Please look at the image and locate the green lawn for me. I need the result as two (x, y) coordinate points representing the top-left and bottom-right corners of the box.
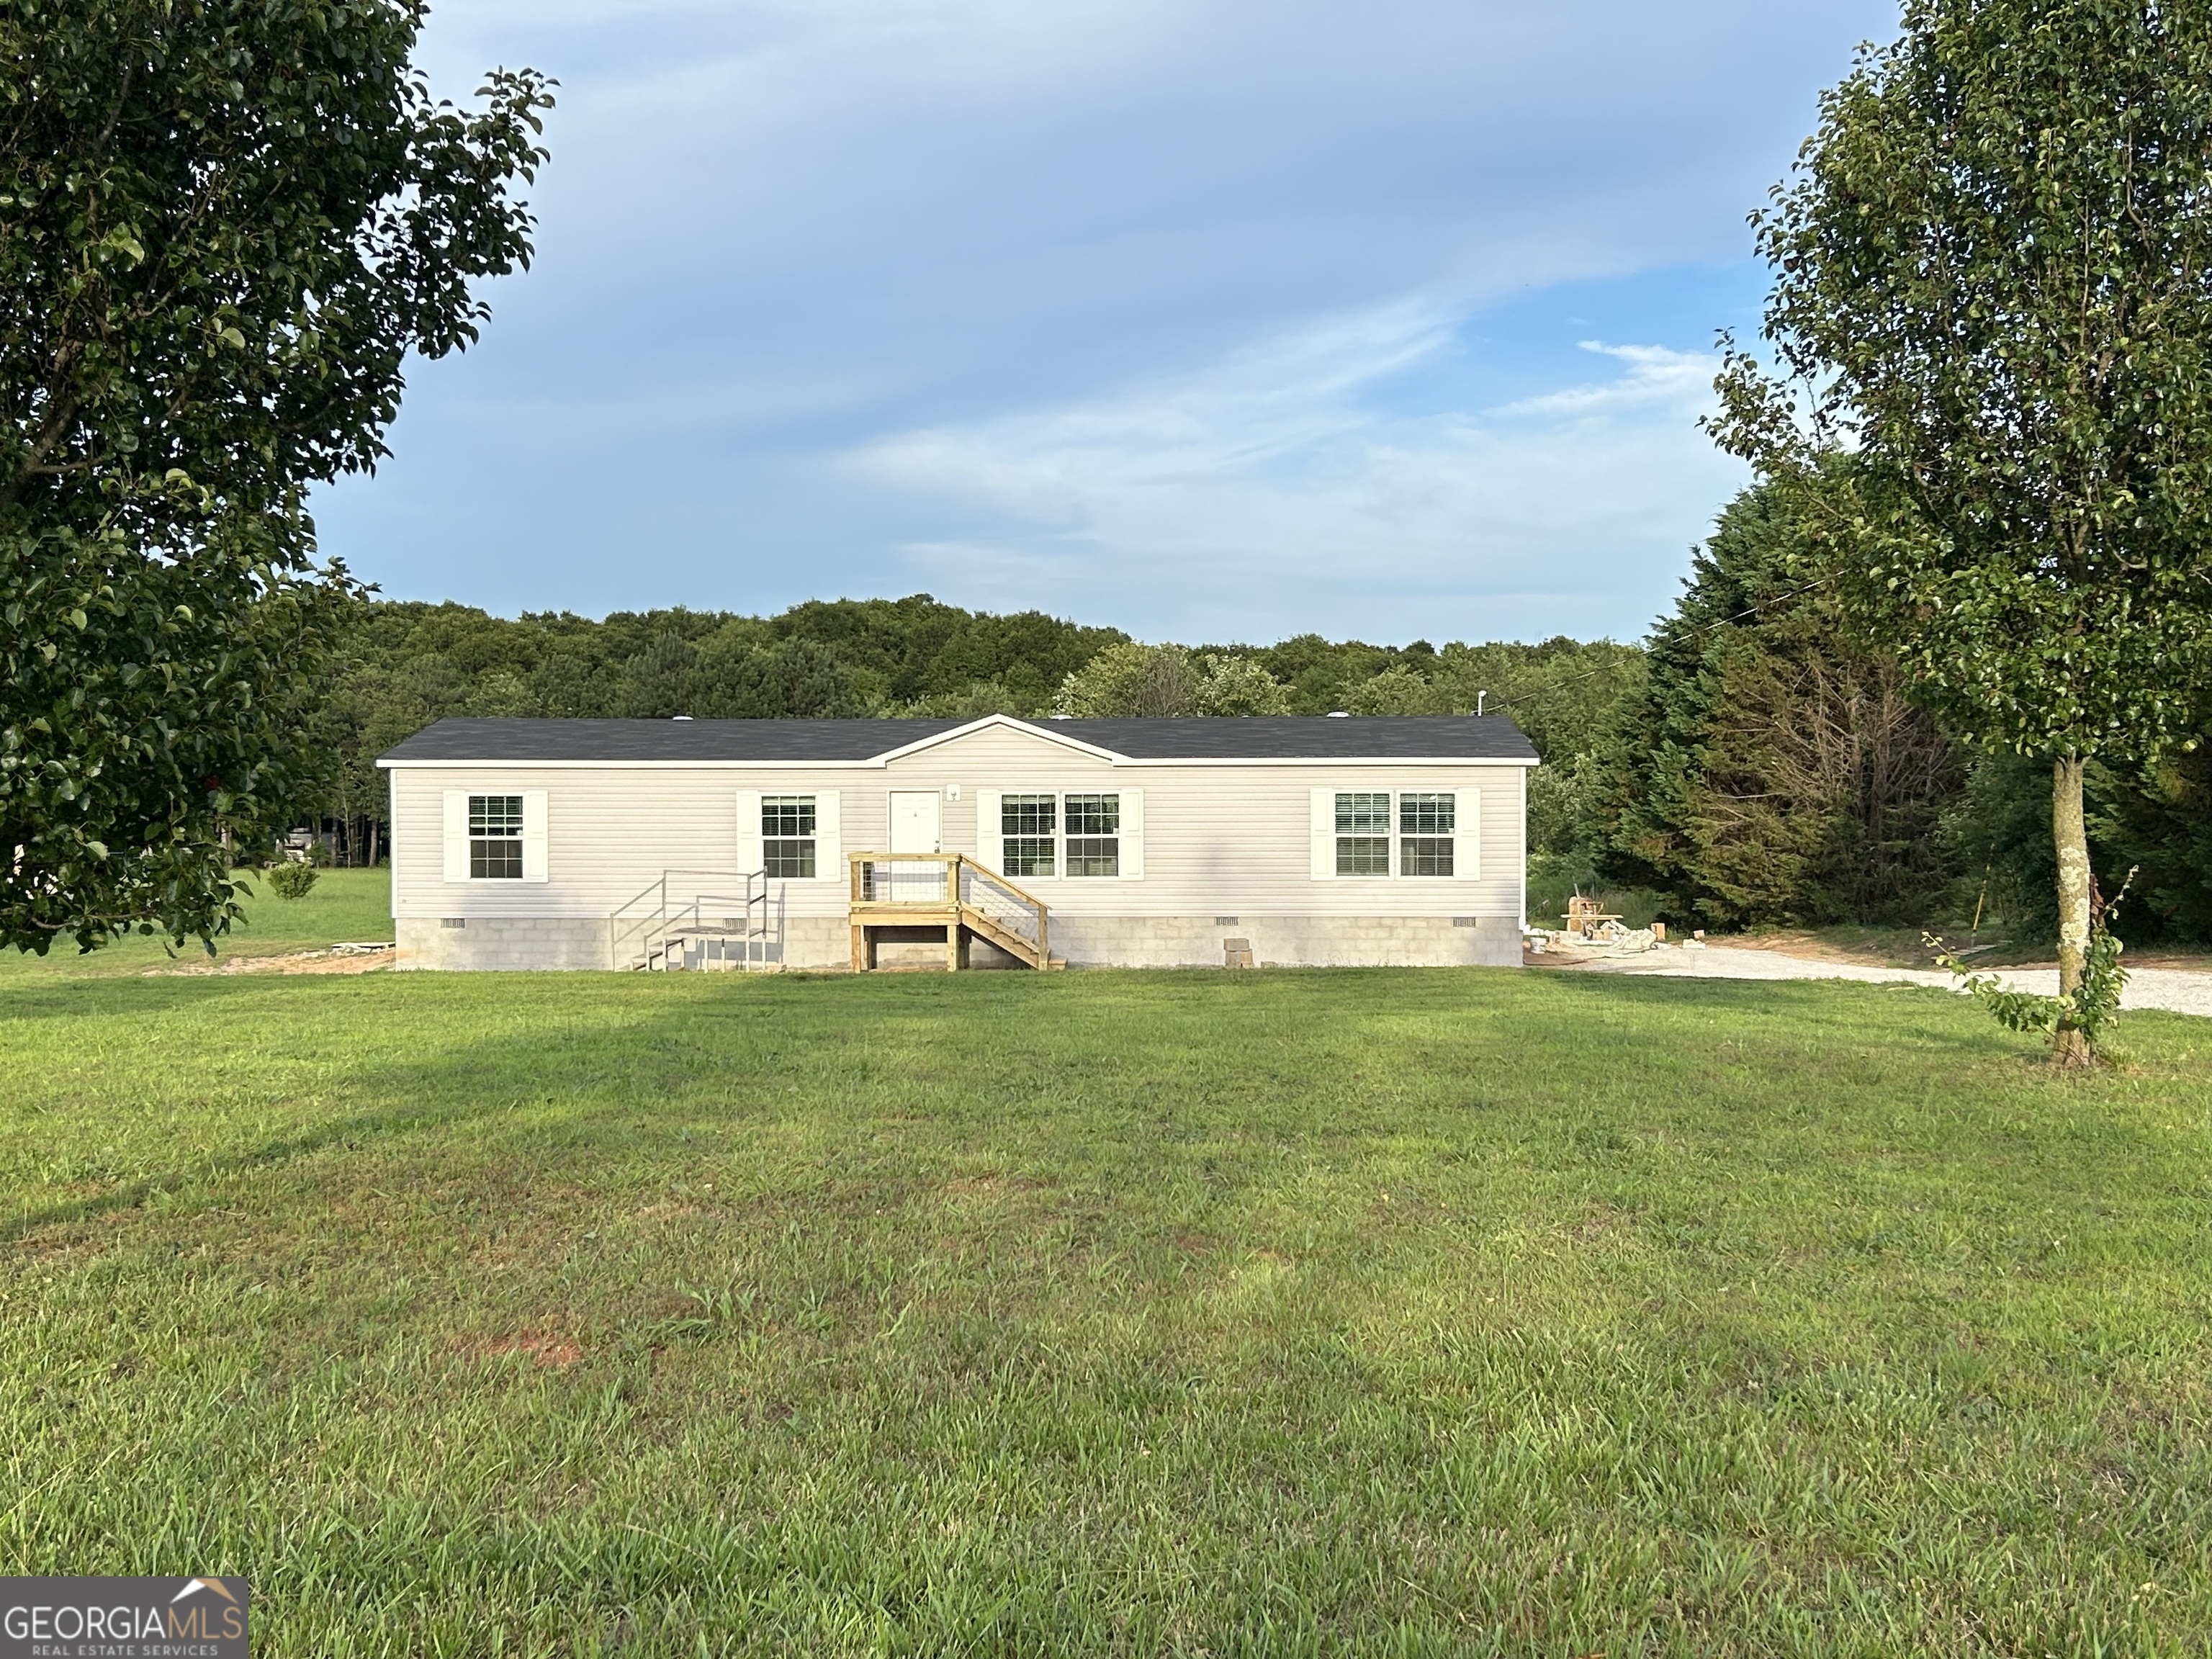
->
(1, 956), (2208, 1654)
(0, 866), (392, 982)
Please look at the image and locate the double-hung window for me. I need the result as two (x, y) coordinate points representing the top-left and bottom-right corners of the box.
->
(1001, 795), (1057, 878)
(992, 791), (1125, 878)
(1334, 793), (1391, 876)
(469, 795), (525, 880)
(762, 796), (817, 879)
(1398, 793), (1455, 877)
(1064, 795), (1120, 877)
(1316, 788), (1470, 881)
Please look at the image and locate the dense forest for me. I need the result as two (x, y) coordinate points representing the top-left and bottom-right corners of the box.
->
(301, 532), (2212, 945)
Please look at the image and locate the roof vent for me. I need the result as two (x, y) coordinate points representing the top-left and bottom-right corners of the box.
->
(671, 714), (694, 721)
(1326, 710), (1351, 718)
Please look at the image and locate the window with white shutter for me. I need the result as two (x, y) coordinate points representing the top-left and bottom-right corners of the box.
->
(520, 790), (549, 882)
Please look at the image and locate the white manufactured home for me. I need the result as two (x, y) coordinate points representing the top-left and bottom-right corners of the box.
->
(376, 714), (1537, 971)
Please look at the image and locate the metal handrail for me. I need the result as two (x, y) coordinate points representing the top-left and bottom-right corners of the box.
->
(609, 869), (772, 971)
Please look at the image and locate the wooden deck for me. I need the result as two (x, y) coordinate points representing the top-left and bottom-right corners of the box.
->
(848, 853), (1062, 971)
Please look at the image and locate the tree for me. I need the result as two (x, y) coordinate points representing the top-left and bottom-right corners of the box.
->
(2, 0), (551, 952)
(1600, 481), (1966, 928)
(1053, 643), (1204, 717)
(1712, 0), (2212, 1062)
(1195, 653), (1292, 716)
(1343, 664), (1449, 715)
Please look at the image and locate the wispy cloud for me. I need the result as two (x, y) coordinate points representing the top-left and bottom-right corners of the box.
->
(1493, 341), (1718, 421)
(314, 0), (1895, 638)
(852, 307), (1744, 641)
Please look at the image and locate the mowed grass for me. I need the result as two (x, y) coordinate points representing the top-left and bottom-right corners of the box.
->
(0, 866), (392, 981)
(1, 953), (2208, 1655)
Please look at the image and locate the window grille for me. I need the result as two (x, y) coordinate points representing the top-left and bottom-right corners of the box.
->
(1001, 794), (1056, 878)
(1334, 792), (1390, 876)
(469, 795), (524, 880)
(1398, 793), (1455, 877)
(762, 796), (817, 878)
(1065, 794), (1120, 877)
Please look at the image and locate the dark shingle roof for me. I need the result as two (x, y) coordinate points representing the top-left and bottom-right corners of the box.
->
(377, 715), (1538, 765)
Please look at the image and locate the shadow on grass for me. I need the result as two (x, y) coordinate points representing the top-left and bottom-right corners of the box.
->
(26, 956), (2180, 1267)
(6, 963), (2076, 1248)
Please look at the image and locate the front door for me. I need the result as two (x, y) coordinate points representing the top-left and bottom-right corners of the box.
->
(888, 791), (941, 854)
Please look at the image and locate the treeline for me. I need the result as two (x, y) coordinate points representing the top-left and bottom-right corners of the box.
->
(309, 593), (1640, 868)
(1586, 481), (2212, 945)
(303, 550), (2211, 947)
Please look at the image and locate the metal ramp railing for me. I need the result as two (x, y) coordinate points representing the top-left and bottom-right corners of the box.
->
(609, 870), (776, 971)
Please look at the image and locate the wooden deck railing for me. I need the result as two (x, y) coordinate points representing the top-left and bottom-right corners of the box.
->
(848, 852), (1051, 968)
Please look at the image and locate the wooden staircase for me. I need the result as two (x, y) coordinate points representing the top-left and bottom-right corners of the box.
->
(848, 853), (1064, 971)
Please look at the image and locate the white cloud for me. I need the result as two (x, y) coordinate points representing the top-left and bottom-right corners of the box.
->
(852, 308), (1745, 642)
(315, 0), (1892, 637)
(1493, 342), (1718, 421)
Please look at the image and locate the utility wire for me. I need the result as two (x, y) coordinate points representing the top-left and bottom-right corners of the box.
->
(1482, 569), (1843, 719)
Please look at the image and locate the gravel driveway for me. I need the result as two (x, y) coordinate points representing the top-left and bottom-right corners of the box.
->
(1548, 944), (2212, 1019)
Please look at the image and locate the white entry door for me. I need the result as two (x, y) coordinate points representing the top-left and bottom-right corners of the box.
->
(888, 791), (942, 854)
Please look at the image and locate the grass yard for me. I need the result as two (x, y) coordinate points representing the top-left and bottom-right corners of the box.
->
(0, 866), (392, 982)
(2, 940), (2209, 1653)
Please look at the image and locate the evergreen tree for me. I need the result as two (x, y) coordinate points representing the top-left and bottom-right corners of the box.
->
(1601, 482), (1966, 928)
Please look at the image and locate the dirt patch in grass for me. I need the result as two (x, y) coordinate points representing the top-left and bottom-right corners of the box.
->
(143, 946), (394, 977)
(462, 1334), (585, 1370)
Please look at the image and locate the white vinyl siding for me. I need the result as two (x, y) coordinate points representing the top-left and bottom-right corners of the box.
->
(442, 790), (469, 883)
(388, 724), (1523, 924)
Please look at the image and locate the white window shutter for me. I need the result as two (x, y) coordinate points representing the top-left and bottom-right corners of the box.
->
(1456, 788), (1480, 882)
(521, 790), (549, 882)
(734, 790), (763, 874)
(975, 788), (1002, 873)
(1309, 788), (1336, 881)
(443, 791), (469, 883)
(1118, 788), (1143, 879)
(814, 790), (841, 881)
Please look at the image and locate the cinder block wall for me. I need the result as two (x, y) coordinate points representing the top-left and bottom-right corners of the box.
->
(395, 917), (613, 971)
(397, 914), (1520, 971)
(1046, 914), (1521, 968)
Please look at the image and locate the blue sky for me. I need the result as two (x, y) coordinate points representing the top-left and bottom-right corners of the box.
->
(312, 0), (1899, 645)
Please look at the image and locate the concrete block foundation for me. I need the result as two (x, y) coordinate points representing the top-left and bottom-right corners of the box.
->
(398, 912), (1519, 971)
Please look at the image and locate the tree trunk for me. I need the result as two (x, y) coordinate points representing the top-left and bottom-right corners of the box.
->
(2051, 755), (2092, 1067)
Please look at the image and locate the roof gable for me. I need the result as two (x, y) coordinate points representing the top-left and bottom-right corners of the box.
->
(871, 713), (1128, 765)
